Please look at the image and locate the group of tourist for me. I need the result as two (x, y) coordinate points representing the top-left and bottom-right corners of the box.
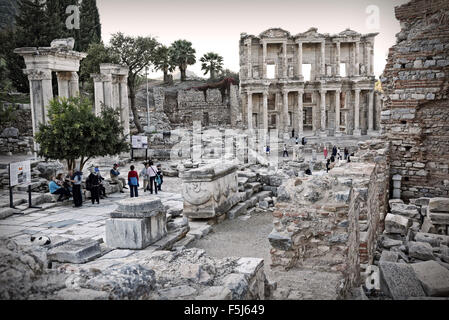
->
(324, 145), (351, 173)
(48, 161), (164, 206)
(48, 168), (83, 207)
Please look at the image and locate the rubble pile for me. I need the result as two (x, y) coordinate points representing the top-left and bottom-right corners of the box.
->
(363, 197), (449, 299)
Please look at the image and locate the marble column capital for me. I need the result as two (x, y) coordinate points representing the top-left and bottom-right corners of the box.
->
(25, 69), (52, 80)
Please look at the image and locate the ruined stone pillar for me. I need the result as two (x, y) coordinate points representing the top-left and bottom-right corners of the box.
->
(298, 90), (304, 135)
(247, 91), (253, 130)
(320, 89), (327, 136)
(355, 41), (360, 76)
(119, 76), (130, 137)
(262, 90), (268, 132)
(363, 42), (369, 76)
(320, 41), (326, 76)
(353, 88), (361, 136)
(335, 89), (341, 136)
(262, 42), (267, 79)
(283, 42), (287, 78)
(335, 41), (341, 76)
(25, 69), (53, 139)
(368, 90), (374, 133)
(297, 41), (303, 78)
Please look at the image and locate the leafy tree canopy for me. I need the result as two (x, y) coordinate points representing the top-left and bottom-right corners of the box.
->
(200, 52), (224, 80)
(34, 96), (129, 171)
(170, 39), (196, 81)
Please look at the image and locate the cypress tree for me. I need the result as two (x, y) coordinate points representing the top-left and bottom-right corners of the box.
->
(78, 0), (101, 52)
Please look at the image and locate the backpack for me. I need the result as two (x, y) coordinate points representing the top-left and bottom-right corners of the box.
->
(150, 166), (162, 185)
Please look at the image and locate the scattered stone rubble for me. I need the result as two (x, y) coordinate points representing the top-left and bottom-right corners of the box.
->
(0, 237), (273, 300)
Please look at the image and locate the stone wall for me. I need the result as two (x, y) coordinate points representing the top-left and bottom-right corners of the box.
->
(0, 103), (33, 155)
(154, 85), (240, 128)
(380, 0), (449, 200)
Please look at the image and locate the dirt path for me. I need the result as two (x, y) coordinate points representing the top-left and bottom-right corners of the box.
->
(187, 209), (342, 300)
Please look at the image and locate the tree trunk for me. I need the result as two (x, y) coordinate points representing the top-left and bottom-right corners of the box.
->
(210, 69), (215, 80)
(180, 66), (186, 82)
(128, 79), (144, 133)
(163, 70), (169, 83)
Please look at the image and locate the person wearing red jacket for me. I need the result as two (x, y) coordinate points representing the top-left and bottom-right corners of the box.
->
(128, 165), (139, 197)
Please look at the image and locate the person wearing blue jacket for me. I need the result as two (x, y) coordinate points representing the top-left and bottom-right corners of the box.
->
(49, 176), (70, 201)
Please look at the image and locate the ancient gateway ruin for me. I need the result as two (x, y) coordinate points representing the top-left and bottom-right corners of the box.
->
(239, 28), (381, 137)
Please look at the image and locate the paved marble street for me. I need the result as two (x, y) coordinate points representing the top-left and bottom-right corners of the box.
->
(0, 190), (183, 245)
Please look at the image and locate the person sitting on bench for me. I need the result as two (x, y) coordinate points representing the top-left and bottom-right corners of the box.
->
(49, 176), (70, 201)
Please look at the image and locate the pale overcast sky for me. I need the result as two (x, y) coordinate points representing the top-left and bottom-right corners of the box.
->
(97, 0), (409, 78)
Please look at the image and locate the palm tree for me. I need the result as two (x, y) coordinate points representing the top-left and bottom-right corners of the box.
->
(200, 52), (224, 80)
(153, 44), (175, 83)
(170, 40), (196, 81)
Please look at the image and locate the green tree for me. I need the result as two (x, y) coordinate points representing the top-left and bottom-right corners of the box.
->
(200, 52), (223, 80)
(35, 96), (129, 171)
(153, 44), (175, 83)
(109, 32), (159, 133)
(78, 0), (101, 52)
(79, 42), (119, 93)
(170, 39), (196, 82)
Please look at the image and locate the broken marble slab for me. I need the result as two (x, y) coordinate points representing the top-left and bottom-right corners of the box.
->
(47, 238), (102, 264)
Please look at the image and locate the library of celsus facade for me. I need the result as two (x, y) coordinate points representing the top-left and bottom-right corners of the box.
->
(239, 28), (381, 138)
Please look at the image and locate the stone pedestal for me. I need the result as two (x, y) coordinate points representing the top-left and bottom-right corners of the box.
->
(180, 162), (239, 219)
(105, 197), (167, 249)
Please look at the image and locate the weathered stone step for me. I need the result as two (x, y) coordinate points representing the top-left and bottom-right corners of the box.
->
(247, 182), (262, 193)
(188, 221), (212, 239)
(237, 171), (258, 183)
(227, 202), (249, 220)
(47, 238), (102, 264)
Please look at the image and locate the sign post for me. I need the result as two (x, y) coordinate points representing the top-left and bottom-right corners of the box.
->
(131, 135), (149, 162)
(8, 160), (32, 209)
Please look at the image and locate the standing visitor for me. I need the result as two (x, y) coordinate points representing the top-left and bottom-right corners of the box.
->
(95, 166), (107, 198)
(156, 164), (163, 191)
(332, 145), (337, 157)
(110, 163), (127, 193)
(295, 136), (299, 145)
(128, 165), (139, 197)
(86, 167), (101, 204)
(147, 160), (158, 195)
(283, 144), (289, 157)
(326, 159), (330, 173)
(323, 146), (328, 159)
(266, 145), (270, 156)
(344, 147), (349, 160)
(140, 162), (150, 192)
(71, 166), (83, 207)
(292, 129), (295, 138)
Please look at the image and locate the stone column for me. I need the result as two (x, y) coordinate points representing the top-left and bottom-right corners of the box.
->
(283, 42), (287, 78)
(312, 92), (318, 134)
(368, 90), (374, 134)
(355, 41), (360, 76)
(68, 72), (79, 97)
(92, 74), (105, 116)
(369, 45), (374, 76)
(247, 91), (253, 130)
(119, 76), (130, 137)
(25, 69), (53, 150)
(298, 90), (304, 135)
(297, 41), (303, 79)
(320, 41), (325, 76)
(247, 40), (252, 79)
(353, 88), (361, 136)
(262, 91), (268, 132)
(345, 90), (351, 134)
(112, 76), (120, 111)
(320, 89), (327, 136)
(103, 74), (113, 108)
(351, 43), (356, 76)
(335, 89), (341, 136)
(56, 71), (70, 98)
(282, 89), (289, 135)
(335, 41), (341, 76)
(262, 42), (267, 79)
